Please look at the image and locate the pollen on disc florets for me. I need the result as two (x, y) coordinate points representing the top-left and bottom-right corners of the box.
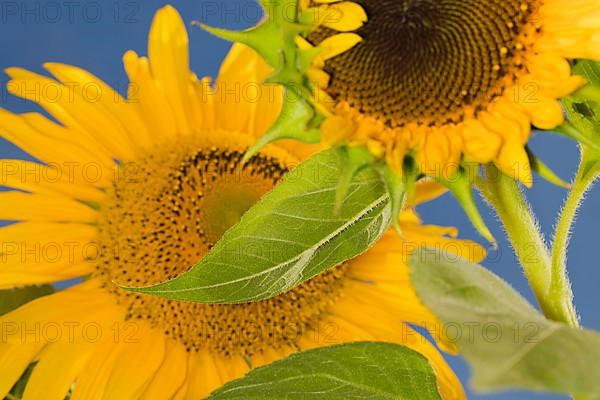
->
(94, 135), (349, 357)
(308, 0), (541, 127)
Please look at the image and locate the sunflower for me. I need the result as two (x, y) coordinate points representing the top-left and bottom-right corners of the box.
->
(280, 0), (600, 186)
(0, 5), (483, 400)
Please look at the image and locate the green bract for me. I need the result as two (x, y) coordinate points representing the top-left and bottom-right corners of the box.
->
(199, 0), (324, 162)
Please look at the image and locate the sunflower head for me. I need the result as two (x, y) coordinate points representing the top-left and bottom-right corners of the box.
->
(200, 0), (600, 241)
(0, 5), (487, 399)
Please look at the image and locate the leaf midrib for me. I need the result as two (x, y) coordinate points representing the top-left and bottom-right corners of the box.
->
(144, 193), (389, 295)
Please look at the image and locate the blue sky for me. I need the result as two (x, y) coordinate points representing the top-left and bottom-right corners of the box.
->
(1, 1), (598, 399)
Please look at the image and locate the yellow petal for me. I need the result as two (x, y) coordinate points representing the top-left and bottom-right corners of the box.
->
(308, 2), (367, 32)
(495, 142), (534, 188)
(184, 352), (223, 400)
(43, 63), (153, 151)
(102, 324), (165, 399)
(70, 338), (120, 400)
(0, 110), (115, 181)
(461, 118), (502, 163)
(5, 68), (135, 161)
(0, 268), (90, 289)
(148, 5), (194, 135)
(0, 343), (44, 398)
(403, 223), (487, 263)
(0, 222), (96, 287)
(414, 180), (448, 205)
(328, 314), (378, 342)
(418, 127), (461, 178)
(0, 159), (105, 202)
(321, 115), (356, 146)
(141, 339), (187, 400)
(123, 51), (178, 140)
(318, 33), (362, 60)
(524, 97), (565, 130)
(215, 44), (264, 136)
(23, 339), (95, 400)
(216, 355), (250, 384)
(0, 282), (118, 333)
(0, 192), (97, 223)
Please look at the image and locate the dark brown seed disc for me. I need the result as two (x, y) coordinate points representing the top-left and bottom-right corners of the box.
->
(309, 0), (537, 127)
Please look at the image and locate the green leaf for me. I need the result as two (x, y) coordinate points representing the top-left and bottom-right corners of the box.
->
(333, 146), (375, 214)
(206, 342), (442, 400)
(439, 167), (495, 244)
(409, 249), (600, 396)
(561, 59), (600, 194)
(563, 60), (600, 159)
(121, 149), (391, 303)
(0, 285), (54, 315)
(574, 60), (600, 89)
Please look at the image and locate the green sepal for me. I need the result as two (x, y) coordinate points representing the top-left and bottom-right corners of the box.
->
(200, 0), (325, 162)
(297, 7), (320, 26)
(242, 95), (321, 164)
(555, 121), (600, 154)
(439, 167), (495, 244)
(333, 146), (375, 214)
(297, 46), (324, 75)
(378, 164), (406, 235)
(402, 155), (420, 206)
(198, 23), (280, 67)
(526, 147), (571, 189)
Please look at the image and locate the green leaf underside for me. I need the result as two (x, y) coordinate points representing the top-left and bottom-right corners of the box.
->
(0, 285), (54, 315)
(121, 149), (391, 303)
(409, 250), (600, 396)
(206, 342), (442, 400)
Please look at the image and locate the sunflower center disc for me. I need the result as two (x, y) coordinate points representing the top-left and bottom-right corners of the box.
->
(310, 0), (538, 126)
(94, 140), (348, 356)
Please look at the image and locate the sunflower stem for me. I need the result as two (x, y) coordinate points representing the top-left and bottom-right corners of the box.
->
(478, 164), (576, 325)
(550, 148), (600, 328)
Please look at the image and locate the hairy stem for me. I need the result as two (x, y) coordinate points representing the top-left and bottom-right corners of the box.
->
(550, 150), (600, 328)
(478, 164), (577, 325)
